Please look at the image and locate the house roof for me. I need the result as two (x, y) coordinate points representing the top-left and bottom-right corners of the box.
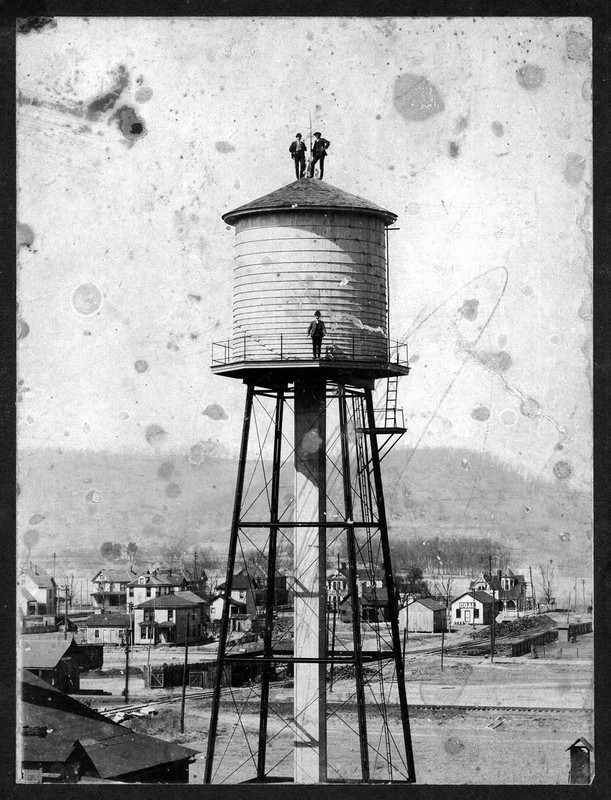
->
(84, 613), (131, 628)
(453, 590), (495, 605)
(408, 597), (447, 612)
(91, 568), (137, 583)
(127, 571), (188, 588)
(21, 638), (79, 669)
(218, 574), (257, 591)
(211, 594), (247, 609)
(566, 737), (593, 752)
(20, 568), (56, 589)
(223, 179), (397, 226)
(20, 587), (38, 603)
(136, 592), (205, 609)
(21, 670), (197, 775)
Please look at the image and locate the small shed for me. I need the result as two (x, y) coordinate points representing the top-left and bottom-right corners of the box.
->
(566, 737), (593, 784)
(21, 638), (83, 693)
(399, 598), (447, 633)
(83, 612), (131, 646)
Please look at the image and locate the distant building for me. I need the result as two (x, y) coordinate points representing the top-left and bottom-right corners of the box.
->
(399, 598), (447, 633)
(470, 569), (530, 615)
(235, 561), (289, 607)
(126, 569), (190, 607)
(20, 670), (197, 783)
(133, 591), (208, 646)
(450, 590), (497, 627)
(18, 567), (58, 631)
(83, 612), (131, 646)
(90, 568), (137, 612)
(209, 595), (253, 634)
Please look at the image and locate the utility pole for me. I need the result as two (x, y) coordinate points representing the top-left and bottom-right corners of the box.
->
(194, 550), (198, 585)
(529, 565), (536, 613)
(52, 552), (56, 583)
(63, 583), (69, 640)
(582, 579), (586, 612)
(489, 555), (495, 663)
(124, 628), (130, 704)
(574, 577), (578, 612)
(180, 611), (190, 733)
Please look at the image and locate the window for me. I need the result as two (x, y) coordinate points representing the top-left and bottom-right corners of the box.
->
(144, 609), (154, 623)
(94, 629), (100, 638)
(146, 587), (151, 597)
(455, 608), (461, 618)
(168, 610), (174, 622)
(474, 608), (480, 619)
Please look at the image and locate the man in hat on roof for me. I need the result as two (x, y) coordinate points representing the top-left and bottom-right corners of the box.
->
(307, 310), (327, 358)
(309, 131), (330, 179)
(289, 133), (307, 179)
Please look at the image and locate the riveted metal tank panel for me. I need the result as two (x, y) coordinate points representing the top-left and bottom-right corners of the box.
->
(231, 211), (388, 362)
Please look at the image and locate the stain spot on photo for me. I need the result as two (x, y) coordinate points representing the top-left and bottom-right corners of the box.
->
(28, 514), (45, 525)
(72, 283), (102, 315)
(165, 483), (182, 498)
(458, 298), (479, 320)
(553, 460), (572, 479)
(563, 152), (586, 185)
(87, 65), (129, 119)
(202, 403), (229, 421)
(18, 318), (30, 340)
(516, 64), (545, 90)
(448, 141), (460, 158)
(520, 397), (540, 418)
(491, 121), (504, 137)
(113, 105), (147, 140)
(134, 359), (149, 373)
(215, 141), (235, 153)
(145, 424), (167, 446)
(393, 73), (444, 121)
(471, 406), (490, 422)
(158, 461), (174, 479)
(135, 86), (154, 103)
(565, 30), (591, 62)
(17, 17), (57, 34)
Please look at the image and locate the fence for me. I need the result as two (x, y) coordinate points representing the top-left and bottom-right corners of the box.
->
(510, 629), (558, 657)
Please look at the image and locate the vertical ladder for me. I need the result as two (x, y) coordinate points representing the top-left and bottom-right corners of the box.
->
(385, 377), (399, 427)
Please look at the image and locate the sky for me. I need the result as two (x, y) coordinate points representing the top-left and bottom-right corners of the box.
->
(16, 16), (592, 493)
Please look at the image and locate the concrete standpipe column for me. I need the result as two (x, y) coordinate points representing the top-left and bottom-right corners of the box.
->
(293, 378), (327, 783)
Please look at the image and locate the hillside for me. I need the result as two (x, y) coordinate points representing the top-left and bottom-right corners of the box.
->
(17, 445), (591, 580)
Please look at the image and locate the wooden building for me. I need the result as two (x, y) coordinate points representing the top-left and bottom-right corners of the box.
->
(399, 597), (447, 633)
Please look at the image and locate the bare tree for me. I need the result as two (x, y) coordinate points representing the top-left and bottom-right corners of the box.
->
(22, 528), (40, 562)
(537, 561), (557, 605)
(432, 576), (455, 607)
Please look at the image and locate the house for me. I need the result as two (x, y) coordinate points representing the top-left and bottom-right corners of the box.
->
(133, 591), (208, 646)
(19, 567), (58, 631)
(336, 585), (389, 624)
(450, 590), (497, 627)
(216, 574), (258, 615)
(470, 569), (530, 615)
(235, 561), (289, 607)
(326, 563), (350, 612)
(20, 670), (197, 783)
(90, 568), (137, 611)
(399, 598), (447, 633)
(83, 612), (131, 646)
(209, 595), (253, 634)
(21, 638), (89, 693)
(126, 569), (189, 607)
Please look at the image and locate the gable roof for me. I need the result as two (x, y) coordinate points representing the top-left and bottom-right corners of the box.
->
(223, 179), (397, 226)
(91, 568), (137, 583)
(218, 574), (256, 591)
(408, 597), (447, 612)
(21, 638), (79, 669)
(136, 592), (205, 609)
(20, 568), (56, 589)
(453, 590), (495, 605)
(84, 612), (131, 628)
(21, 670), (197, 775)
(127, 571), (188, 588)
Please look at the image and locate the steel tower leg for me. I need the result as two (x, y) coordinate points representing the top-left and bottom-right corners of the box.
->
(293, 378), (327, 783)
(204, 384), (255, 784)
(364, 388), (416, 783)
(338, 386), (370, 782)
(257, 389), (284, 779)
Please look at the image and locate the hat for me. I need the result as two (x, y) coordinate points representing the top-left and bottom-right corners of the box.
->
(296, 133), (302, 138)
(314, 131), (321, 137)
(314, 310), (321, 317)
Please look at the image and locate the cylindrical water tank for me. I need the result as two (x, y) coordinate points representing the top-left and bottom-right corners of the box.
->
(223, 181), (397, 364)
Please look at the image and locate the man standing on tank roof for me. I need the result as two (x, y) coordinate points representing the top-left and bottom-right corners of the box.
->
(289, 133), (307, 179)
(309, 132), (330, 179)
(307, 310), (327, 358)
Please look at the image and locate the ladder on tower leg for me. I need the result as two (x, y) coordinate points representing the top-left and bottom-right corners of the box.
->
(356, 377), (407, 462)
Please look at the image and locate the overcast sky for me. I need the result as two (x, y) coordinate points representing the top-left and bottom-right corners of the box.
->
(17, 16), (591, 492)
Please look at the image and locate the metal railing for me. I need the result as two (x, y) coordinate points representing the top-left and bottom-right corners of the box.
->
(212, 332), (409, 368)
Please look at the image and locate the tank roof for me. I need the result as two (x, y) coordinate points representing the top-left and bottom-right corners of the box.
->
(223, 179), (397, 225)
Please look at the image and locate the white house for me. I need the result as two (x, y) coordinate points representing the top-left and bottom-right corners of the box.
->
(126, 569), (189, 607)
(133, 591), (207, 645)
(450, 590), (496, 627)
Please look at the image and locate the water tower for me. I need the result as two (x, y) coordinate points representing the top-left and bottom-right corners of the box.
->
(204, 178), (415, 784)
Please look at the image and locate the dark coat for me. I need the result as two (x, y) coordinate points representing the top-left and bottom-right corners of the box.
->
(289, 140), (307, 158)
(312, 137), (330, 157)
(308, 319), (327, 338)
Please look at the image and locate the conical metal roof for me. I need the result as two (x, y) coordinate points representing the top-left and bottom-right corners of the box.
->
(223, 179), (397, 225)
